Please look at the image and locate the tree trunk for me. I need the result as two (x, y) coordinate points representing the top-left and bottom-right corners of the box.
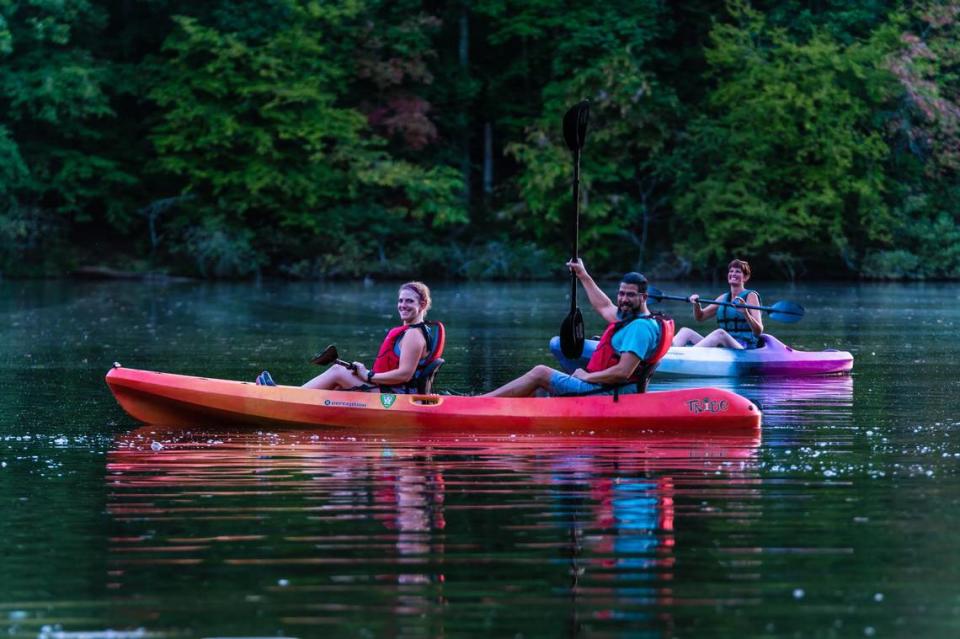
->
(459, 3), (471, 206)
(483, 122), (493, 195)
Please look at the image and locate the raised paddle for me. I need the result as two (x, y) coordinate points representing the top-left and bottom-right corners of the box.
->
(647, 286), (805, 324)
(310, 344), (356, 370)
(559, 100), (590, 359)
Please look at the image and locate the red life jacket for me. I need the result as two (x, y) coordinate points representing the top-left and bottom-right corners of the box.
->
(372, 321), (446, 381)
(585, 314), (675, 383)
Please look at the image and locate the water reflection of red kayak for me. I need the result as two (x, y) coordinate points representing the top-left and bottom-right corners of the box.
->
(105, 427), (761, 621)
(105, 366), (761, 433)
(110, 427), (761, 472)
(107, 427), (760, 535)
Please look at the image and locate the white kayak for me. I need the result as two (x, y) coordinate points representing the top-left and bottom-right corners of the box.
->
(550, 334), (854, 378)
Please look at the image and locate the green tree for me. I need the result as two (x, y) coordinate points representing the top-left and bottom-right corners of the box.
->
(756, 0), (895, 41)
(0, 0), (133, 213)
(670, 0), (900, 275)
(0, 10), (25, 199)
(0, 0), (135, 273)
(148, 0), (463, 276)
(489, 0), (679, 273)
(871, 1), (960, 278)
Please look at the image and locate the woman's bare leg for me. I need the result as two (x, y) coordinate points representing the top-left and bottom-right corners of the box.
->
(672, 327), (705, 347)
(302, 365), (368, 390)
(695, 329), (744, 349)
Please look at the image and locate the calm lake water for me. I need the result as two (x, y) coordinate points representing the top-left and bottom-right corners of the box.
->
(2, 279), (959, 638)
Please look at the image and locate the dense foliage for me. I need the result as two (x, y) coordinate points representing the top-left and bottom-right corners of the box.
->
(1, 0), (958, 279)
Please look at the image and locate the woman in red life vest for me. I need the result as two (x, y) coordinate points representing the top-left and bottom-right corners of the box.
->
(672, 258), (763, 349)
(256, 281), (443, 393)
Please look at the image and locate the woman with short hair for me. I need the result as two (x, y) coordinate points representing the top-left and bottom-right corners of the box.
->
(671, 259), (763, 350)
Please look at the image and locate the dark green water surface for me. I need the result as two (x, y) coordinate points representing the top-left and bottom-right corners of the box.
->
(1, 280), (959, 638)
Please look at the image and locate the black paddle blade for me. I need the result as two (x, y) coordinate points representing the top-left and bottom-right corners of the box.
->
(562, 101), (590, 152)
(310, 344), (339, 366)
(559, 307), (586, 359)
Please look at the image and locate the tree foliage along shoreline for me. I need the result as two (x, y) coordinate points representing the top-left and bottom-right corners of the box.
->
(1, 0), (959, 280)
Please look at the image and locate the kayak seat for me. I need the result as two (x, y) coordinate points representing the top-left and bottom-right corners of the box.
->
(758, 333), (787, 349)
(414, 357), (445, 394)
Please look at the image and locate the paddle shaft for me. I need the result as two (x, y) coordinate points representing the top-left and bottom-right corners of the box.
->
(558, 101), (589, 359)
(318, 356), (356, 370)
(650, 289), (801, 316)
(569, 147), (581, 309)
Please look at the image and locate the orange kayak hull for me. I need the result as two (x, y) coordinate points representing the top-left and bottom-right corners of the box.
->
(105, 366), (761, 434)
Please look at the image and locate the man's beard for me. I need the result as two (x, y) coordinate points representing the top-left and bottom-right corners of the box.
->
(619, 303), (640, 317)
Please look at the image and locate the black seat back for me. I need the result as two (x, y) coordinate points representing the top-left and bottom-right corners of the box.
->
(416, 358), (445, 394)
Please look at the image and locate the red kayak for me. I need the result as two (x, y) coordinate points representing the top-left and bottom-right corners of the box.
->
(105, 366), (761, 434)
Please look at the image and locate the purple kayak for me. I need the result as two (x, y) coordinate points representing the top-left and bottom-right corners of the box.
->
(550, 333), (854, 378)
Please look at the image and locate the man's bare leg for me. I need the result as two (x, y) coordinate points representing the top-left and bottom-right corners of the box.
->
(482, 365), (556, 397)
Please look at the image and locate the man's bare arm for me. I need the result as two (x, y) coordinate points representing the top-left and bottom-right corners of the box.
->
(567, 258), (618, 323)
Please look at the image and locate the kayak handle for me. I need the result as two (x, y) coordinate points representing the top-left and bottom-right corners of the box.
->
(409, 395), (443, 406)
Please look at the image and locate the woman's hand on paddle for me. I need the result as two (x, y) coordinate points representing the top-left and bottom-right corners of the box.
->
(732, 297), (748, 315)
(351, 362), (368, 379)
(689, 294), (706, 320)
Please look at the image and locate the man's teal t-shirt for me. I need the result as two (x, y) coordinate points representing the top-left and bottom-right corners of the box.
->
(611, 316), (661, 361)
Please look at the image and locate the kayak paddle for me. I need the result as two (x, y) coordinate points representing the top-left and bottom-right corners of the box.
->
(310, 344), (356, 370)
(558, 100), (590, 359)
(647, 286), (805, 324)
